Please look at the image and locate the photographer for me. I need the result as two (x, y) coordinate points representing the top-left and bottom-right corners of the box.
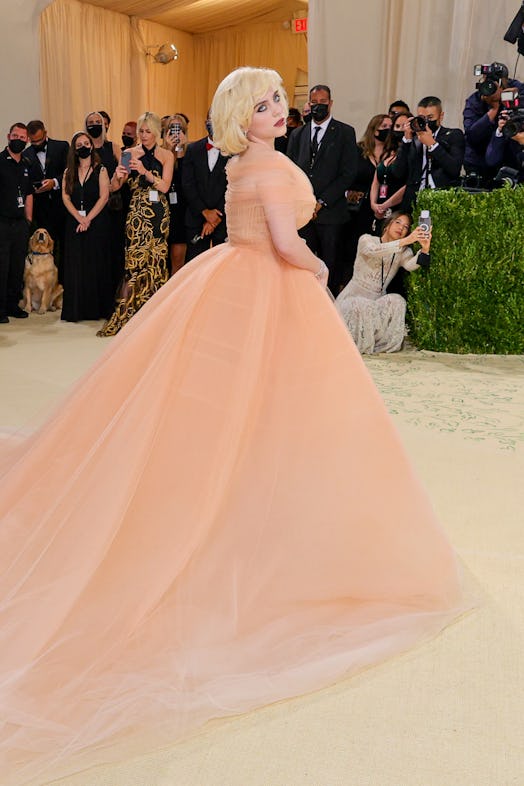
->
(388, 96), (465, 211)
(485, 107), (524, 182)
(463, 61), (524, 183)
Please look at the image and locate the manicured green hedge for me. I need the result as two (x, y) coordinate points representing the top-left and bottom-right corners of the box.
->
(407, 186), (524, 354)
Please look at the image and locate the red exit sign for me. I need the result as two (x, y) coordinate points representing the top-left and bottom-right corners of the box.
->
(292, 17), (308, 33)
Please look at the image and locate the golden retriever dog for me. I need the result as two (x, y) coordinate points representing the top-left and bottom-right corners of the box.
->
(22, 228), (63, 314)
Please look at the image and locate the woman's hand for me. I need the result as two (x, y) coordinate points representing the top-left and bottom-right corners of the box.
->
(498, 111), (509, 132)
(76, 216), (91, 233)
(372, 203), (387, 219)
(114, 164), (129, 180)
(313, 259), (329, 289)
(401, 226), (429, 247)
(317, 265), (329, 288)
(129, 155), (147, 176)
(419, 226), (432, 253)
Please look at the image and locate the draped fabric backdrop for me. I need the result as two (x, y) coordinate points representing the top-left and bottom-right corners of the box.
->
(39, 0), (308, 144)
(309, 0), (524, 137)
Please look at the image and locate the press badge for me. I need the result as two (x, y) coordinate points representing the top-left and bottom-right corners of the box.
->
(149, 190), (159, 202)
(17, 195), (24, 209)
(78, 210), (87, 217)
(379, 184), (388, 199)
(169, 191), (178, 205)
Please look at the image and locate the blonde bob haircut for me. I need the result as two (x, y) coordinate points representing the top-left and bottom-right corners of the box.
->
(211, 66), (288, 156)
(137, 111), (162, 145)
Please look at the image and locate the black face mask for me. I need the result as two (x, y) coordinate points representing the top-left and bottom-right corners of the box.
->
(375, 128), (390, 142)
(32, 141), (47, 153)
(76, 146), (92, 159)
(310, 103), (330, 122)
(122, 135), (135, 148)
(392, 130), (404, 142)
(427, 119), (439, 133)
(8, 139), (26, 154)
(86, 124), (103, 139)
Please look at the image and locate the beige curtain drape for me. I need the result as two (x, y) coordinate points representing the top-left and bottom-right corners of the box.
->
(309, 0), (524, 137)
(39, 0), (307, 145)
(40, 0), (195, 142)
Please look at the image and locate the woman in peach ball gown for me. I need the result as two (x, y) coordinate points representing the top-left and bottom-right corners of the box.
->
(0, 67), (466, 786)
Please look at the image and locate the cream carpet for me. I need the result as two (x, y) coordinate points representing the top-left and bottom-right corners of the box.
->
(1, 313), (523, 786)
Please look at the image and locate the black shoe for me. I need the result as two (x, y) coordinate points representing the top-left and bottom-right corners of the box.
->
(7, 306), (29, 319)
(0, 315), (9, 324)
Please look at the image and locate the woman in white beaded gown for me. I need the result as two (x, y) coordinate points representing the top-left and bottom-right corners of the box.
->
(336, 212), (430, 353)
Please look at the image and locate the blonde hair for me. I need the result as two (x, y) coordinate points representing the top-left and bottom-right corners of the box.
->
(137, 111), (162, 145)
(84, 111), (107, 143)
(211, 66), (288, 156)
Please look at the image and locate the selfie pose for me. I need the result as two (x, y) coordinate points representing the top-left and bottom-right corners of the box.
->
(0, 68), (464, 786)
(163, 113), (189, 274)
(336, 212), (430, 354)
(98, 111), (174, 336)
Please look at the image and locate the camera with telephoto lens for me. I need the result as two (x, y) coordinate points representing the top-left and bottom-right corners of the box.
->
(474, 62), (507, 97)
(502, 108), (524, 138)
(409, 115), (428, 133)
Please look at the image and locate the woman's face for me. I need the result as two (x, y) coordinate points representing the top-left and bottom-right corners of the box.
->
(377, 117), (392, 133)
(393, 115), (408, 133)
(75, 134), (92, 154)
(384, 215), (411, 241)
(247, 87), (286, 141)
(139, 123), (155, 147)
(86, 114), (103, 135)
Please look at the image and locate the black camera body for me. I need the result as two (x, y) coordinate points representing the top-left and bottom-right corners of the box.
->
(502, 109), (524, 138)
(474, 62), (507, 97)
(409, 115), (428, 133)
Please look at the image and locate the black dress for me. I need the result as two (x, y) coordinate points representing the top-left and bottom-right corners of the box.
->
(61, 165), (114, 322)
(97, 140), (125, 292)
(375, 158), (406, 211)
(167, 157), (187, 245)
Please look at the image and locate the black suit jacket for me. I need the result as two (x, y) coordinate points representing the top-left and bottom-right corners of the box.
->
(390, 126), (465, 209)
(181, 138), (228, 239)
(286, 118), (358, 224)
(24, 138), (69, 230)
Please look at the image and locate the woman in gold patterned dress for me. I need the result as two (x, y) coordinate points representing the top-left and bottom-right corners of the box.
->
(98, 112), (174, 336)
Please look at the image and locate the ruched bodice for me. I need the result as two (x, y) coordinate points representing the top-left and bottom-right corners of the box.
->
(0, 141), (464, 786)
(225, 149), (315, 249)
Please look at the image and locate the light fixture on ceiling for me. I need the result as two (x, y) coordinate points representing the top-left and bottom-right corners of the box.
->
(146, 43), (179, 65)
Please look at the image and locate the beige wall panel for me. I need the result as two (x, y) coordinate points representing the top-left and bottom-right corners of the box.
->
(0, 1), (53, 137)
(309, 0), (524, 137)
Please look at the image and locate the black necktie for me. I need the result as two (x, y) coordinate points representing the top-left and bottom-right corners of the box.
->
(311, 126), (320, 163)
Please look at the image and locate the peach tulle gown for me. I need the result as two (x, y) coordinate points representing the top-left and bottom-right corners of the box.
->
(0, 145), (465, 785)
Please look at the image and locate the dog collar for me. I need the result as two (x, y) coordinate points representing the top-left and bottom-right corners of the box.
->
(30, 250), (49, 255)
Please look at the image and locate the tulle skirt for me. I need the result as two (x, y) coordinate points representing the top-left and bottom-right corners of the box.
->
(0, 240), (465, 785)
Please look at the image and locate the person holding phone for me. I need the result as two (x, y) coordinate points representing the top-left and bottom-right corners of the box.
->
(98, 111), (174, 336)
(336, 211), (431, 353)
(163, 113), (189, 274)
